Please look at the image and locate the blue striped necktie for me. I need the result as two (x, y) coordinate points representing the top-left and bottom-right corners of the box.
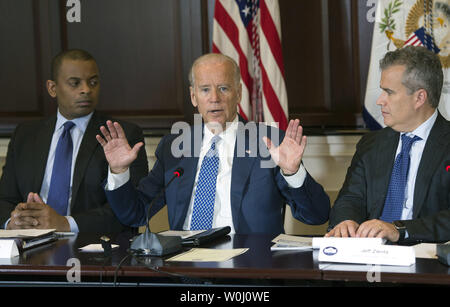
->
(190, 136), (221, 230)
(47, 121), (75, 216)
(380, 134), (421, 222)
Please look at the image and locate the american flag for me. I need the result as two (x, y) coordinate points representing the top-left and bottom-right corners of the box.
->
(403, 27), (441, 54)
(212, 0), (288, 130)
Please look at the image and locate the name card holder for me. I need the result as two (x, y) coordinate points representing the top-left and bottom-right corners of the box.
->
(0, 239), (20, 259)
(318, 240), (415, 266)
(312, 237), (385, 249)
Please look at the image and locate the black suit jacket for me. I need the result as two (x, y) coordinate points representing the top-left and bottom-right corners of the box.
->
(0, 111), (149, 233)
(329, 113), (450, 242)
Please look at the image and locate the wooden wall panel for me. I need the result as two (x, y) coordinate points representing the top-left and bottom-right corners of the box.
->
(279, 0), (326, 115)
(0, 0), (375, 135)
(279, 0), (365, 129)
(63, 0), (204, 129)
(0, 0), (43, 129)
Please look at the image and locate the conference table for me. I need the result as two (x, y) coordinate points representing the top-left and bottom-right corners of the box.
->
(0, 232), (448, 287)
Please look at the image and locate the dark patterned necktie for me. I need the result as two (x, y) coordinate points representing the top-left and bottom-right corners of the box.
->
(190, 136), (221, 230)
(47, 121), (75, 216)
(380, 134), (421, 222)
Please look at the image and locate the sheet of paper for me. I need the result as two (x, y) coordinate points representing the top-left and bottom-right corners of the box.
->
(158, 230), (204, 239)
(413, 243), (437, 259)
(0, 229), (55, 238)
(270, 234), (313, 250)
(166, 248), (248, 262)
(78, 244), (119, 253)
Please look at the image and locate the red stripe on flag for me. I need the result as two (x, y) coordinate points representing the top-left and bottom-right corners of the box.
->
(259, 0), (285, 77)
(214, 2), (253, 106)
(213, 0), (288, 128)
(260, 64), (287, 130)
(405, 35), (416, 45)
(237, 104), (249, 121)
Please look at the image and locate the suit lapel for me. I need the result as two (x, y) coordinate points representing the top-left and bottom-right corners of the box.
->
(173, 156), (198, 229)
(70, 112), (102, 209)
(230, 122), (256, 230)
(413, 114), (449, 217)
(371, 129), (399, 218)
(33, 117), (57, 192)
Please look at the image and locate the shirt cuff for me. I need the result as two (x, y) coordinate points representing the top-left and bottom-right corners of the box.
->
(5, 216), (80, 233)
(4, 218), (10, 229)
(65, 216), (79, 233)
(281, 164), (307, 188)
(106, 167), (130, 190)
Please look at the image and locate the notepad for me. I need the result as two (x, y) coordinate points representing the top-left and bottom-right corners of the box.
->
(270, 234), (313, 251)
(166, 248), (248, 262)
(158, 230), (204, 239)
(0, 229), (56, 238)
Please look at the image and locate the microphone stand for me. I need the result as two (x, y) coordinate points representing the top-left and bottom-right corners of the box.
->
(130, 169), (183, 256)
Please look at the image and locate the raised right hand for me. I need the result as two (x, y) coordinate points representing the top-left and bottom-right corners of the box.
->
(96, 120), (143, 174)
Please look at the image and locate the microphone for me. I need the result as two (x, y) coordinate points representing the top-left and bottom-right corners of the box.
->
(130, 167), (184, 256)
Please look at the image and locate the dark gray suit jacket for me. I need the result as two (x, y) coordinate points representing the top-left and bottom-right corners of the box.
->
(329, 113), (450, 243)
(0, 111), (149, 233)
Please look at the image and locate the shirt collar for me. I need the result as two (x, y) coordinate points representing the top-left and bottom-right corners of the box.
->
(56, 110), (93, 133)
(203, 116), (239, 148)
(403, 109), (437, 142)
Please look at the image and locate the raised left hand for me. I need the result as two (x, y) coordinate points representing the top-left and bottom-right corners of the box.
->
(263, 119), (307, 175)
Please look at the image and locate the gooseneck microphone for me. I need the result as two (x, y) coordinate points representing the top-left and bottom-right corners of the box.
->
(130, 167), (184, 256)
(143, 167), (184, 228)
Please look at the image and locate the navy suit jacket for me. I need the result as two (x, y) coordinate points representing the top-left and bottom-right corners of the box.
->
(106, 120), (330, 234)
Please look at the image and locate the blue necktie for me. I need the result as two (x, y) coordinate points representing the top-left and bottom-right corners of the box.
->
(190, 136), (221, 230)
(380, 134), (421, 222)
(47, 121), (75, 216)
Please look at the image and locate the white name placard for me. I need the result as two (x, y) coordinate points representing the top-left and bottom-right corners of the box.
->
(0, 239), (19, 259)
(318, 240), (415, 266)
(312, 237), (385, 249)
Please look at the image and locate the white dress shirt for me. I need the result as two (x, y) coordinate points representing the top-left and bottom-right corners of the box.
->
(397, 110), (437, 221)
(40, 110), (93, 232)
(107, 116), (308, 233)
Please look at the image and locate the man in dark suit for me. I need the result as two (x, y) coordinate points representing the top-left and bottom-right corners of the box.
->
(97, 53), (330, 234)
(327, 46), (449, 243)
(0, 49), (148, 233)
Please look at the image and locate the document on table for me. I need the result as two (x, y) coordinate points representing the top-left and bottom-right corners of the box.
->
(270, 234), (313, 251)
(79, 244), (119, 253)
(0, 229), (56, 238)
(166, 248), (248, 262)
(412, 241), (450, 259)
(413, 243), (437, 259)
(158, 230), (204, 239)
